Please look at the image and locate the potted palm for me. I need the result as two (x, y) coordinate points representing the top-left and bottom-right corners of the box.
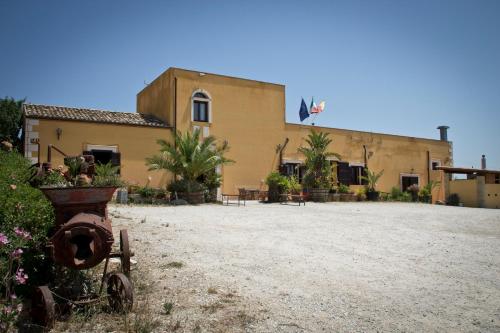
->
(146, 129), (233, 204)
(361, 168), (384, 201)
(418, 180), (440, 203)
(298, 130), (341, 202)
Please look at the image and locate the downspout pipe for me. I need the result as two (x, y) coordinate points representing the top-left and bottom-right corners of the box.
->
(427, 150), (431, 184)
(363, 145), (368, 169)
(278, 138), (289, 169)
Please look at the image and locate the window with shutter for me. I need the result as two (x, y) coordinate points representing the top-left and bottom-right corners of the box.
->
(337, 162), (352, 185)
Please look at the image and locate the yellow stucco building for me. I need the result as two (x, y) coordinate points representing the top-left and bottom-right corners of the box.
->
(24, 67), (454, 201)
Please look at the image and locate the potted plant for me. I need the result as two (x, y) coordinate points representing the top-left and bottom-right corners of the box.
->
(146, 129), (233, 204)
(361, 168), (384, 201)
(298, 130), (341, 202)
(337, 183), (352, 201)
(265, 171), (289, 202)
(288, 175), (301, 195)
(356, 187), (366, 201)
(199, 169), (221, 203)
(419, 180), (440, 203)
(407, 184), (419, 202)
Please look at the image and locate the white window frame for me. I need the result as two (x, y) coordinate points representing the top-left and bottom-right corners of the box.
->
(349, 162), (366, 185)
(191, 89), (212, 123)
(430, 159), (441, 170)
(400, 173), (420, 191)
(86, 144), (118, 153)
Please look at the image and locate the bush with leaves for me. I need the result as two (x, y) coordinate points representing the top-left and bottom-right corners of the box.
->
(390, 187), (403, 201)
(337, 183), (351, 194)
(419, 180), (440, 203)
(288, 175), (301, 194)
(0, 150), (54, 331)
(93, 162), (124, 187)
(265, 171), (289, 202)
(167, 179), (207, 195)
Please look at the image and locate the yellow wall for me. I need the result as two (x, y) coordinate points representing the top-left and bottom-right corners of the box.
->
(485, 184), (500, 209)
(29, 118), (172, 188)
(283, 124), (450, 197)
(137, 68), (452, 196)
(449, 179), (478, 207)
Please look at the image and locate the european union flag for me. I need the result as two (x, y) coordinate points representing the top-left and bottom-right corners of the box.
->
(299, 98), (309, 122)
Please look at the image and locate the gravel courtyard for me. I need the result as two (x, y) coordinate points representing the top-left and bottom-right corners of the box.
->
(107, 202), (500, 333)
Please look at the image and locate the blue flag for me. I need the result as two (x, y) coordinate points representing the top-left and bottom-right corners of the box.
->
(299, 98), (309, 122)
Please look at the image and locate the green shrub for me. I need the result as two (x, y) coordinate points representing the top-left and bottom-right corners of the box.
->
(36, 169), (69, 187)
(400, 192), (412, 202)
(265, 171), (289, 202)
(0, 150), (55, 325)
(390, 187), (403, 201)
(93, 162), (124, 187)
(288, 175), (301, 194)
(167, 179), (206, 194)
(0, 149), (33, 185)
(337, 183), (350, 194)
(137, 186), (157, 198)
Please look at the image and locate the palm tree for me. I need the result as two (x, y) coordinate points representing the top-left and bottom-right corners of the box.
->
(361, 168), (384, 192)
(298, 130), (341, 189)
(146, 129), (233, 192)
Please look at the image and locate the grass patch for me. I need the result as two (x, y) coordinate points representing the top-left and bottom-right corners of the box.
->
(162, 301), (174, 315)
(201, 302), (225, 314)
(164, 261), (183, 269)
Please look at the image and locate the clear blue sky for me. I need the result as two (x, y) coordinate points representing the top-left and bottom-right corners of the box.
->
(1, 0), (499, 169)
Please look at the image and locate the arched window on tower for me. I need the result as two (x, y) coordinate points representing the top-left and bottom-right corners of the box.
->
(192, 90), (211, 122)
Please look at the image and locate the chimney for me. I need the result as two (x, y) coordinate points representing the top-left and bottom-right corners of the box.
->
(437, 125), (450, 141)
(481, 155), (486, 170)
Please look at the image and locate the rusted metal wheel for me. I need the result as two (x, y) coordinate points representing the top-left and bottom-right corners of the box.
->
(106, 272), (133, 313)
(120, 229), (131, 276)
(31, 286), (56, 329)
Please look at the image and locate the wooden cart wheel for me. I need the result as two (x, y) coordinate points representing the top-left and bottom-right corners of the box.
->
(106, 272), (133, 313)
(31, 285), (56, 329)
(120, 229), (131, 276)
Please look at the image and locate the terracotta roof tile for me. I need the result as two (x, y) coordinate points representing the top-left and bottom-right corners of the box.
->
(23, 104), (169, 128)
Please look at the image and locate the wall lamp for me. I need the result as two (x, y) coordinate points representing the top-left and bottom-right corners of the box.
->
(56, 128), (62, 140)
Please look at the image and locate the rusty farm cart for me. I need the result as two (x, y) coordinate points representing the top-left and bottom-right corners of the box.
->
(31, 186), (133, 328)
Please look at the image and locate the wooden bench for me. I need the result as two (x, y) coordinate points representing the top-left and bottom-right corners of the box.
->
(279, 193), (306, 206)
(221, 193), (246, 206)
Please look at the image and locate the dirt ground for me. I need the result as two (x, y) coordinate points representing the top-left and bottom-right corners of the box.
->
(54, 202), (500, 332)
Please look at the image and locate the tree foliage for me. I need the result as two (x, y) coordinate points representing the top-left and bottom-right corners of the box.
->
(146, 129), (233, 191)
(0, 97), (25, 146)
(298, 130), (341, 189)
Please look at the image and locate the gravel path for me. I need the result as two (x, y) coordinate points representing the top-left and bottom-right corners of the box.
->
(109, 202), (500, 333)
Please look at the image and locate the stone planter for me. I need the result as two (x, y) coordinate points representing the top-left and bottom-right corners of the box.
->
(178, 191), (205, 204)
(152, 198), (169, 205)
(420, 195), (431, 203)
(328, 193), (340, 202)
(366, 191), (380, 201)
(339, 193), (356, 201)
(308, 188), (329, 202)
